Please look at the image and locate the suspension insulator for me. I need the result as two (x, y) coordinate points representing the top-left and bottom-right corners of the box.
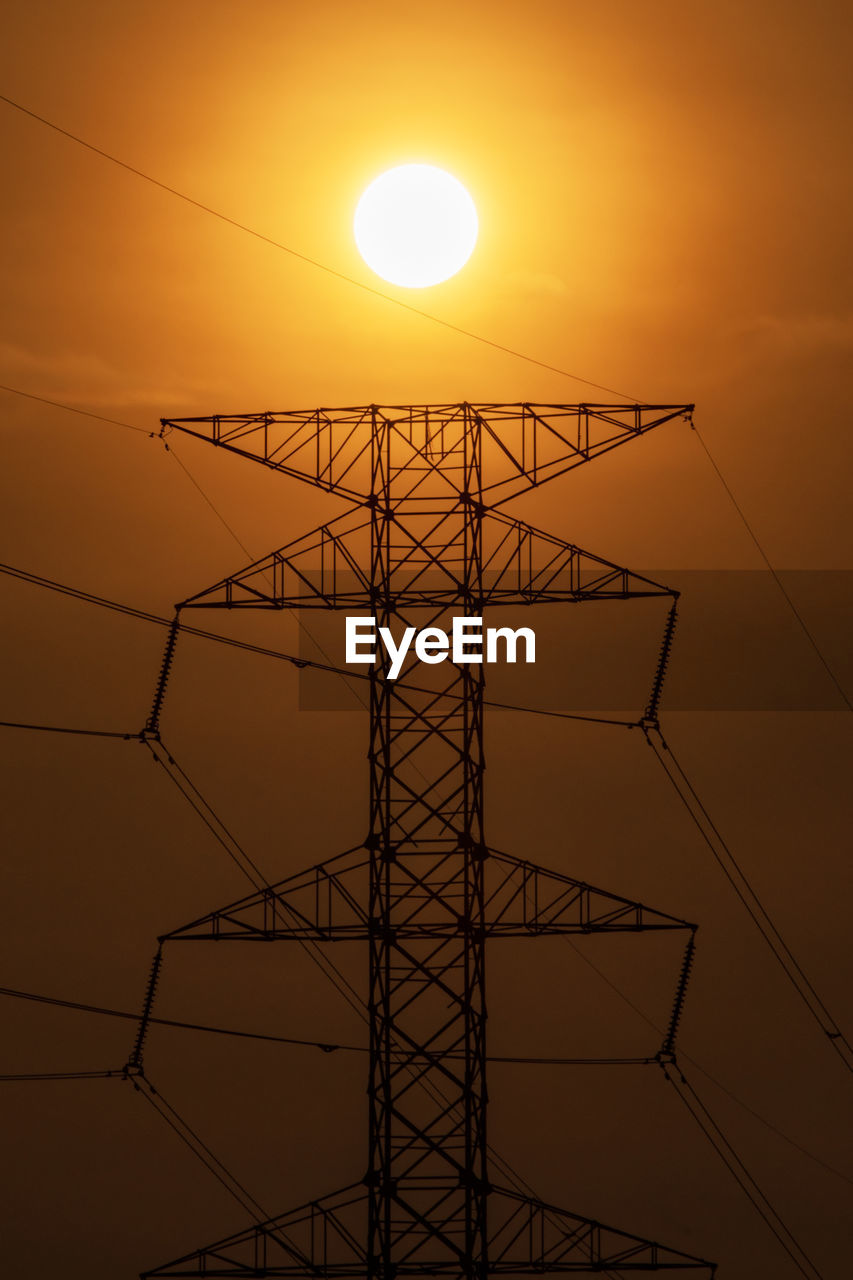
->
(644, 599), (679, 725)
(127, 947), (164, 1072)
(145, 613), (181, 738)
(661, 932), (696, 1060)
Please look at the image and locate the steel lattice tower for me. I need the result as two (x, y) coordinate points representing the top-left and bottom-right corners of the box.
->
(139, 403), (715, 1278)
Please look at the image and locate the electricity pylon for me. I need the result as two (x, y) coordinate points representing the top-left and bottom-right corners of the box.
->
(140, 403), (714, 1277)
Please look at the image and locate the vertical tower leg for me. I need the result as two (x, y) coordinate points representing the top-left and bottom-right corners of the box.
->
(366, 410), (488, 1277)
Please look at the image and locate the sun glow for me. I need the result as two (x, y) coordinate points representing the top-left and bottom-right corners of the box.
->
(354, 164), (478, 288)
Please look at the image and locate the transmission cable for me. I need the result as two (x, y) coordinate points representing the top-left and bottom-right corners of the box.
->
(0, 982), (360, 1053)
(560, 934), (853, 1189)
(0, 719), (136, 739)
(0, 94), (637, 401)
(0, 1068), (125, 1081)
(0, 983), (651, 1071)
(0, 381), (152, 434)
(131, 1072), (275, 1226)
(0, 559), (362, 682)
(645, 724), (853, 1076)
(165, 443), (253, 560)
(0, 558), (639, 729)
(659, 1058), (824, 1280)
(144, 736), (267, 891)
(4, 975), (850, 1191)
(690, 418), (851, 712)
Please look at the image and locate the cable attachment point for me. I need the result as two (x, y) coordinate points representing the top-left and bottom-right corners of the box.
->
(641, 721), (670, 753)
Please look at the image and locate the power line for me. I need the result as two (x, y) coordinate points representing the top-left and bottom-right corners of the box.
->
(0, 982), (360, 1053)
(0, 560), (172, 626)
(144, 736), (268, 891)
(0, 93), (637, 401)
(484, 699), (636, 728)
(5, 968), (850, 1187)
(0, 558), (640, 728)
(131, 1072), (276, 1227)
(0, 719), (136, 739)
(134, 1073), (342, 1268)
(0, 559), (351, 680)
(0, 983), (653, 1069)
(561, 934), (853, 1190)
(660, 1059), (824, 1280)
(0, 1068), (125, 1081)
(166, 443), (254, 558)
(0, 382), (151, 434)
(690, 419), (851, 712)
(645, 724), (853, 1077)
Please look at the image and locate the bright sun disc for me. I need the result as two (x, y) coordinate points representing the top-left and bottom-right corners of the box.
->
(354, 164), (478, 288)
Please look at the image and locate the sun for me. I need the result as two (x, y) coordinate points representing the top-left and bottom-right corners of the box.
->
(354, 164), (478, 289)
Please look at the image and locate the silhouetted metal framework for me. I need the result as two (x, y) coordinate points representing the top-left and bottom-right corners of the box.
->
(143, 404), (714, 1278)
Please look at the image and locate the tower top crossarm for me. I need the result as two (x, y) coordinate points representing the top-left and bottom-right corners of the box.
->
(160, 402), (693, 505)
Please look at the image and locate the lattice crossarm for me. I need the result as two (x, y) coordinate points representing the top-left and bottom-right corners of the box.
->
(177, 511), (373, 611)
(160, 849), (371, 942)
(484, 851), (694, 935)
(141, 1183), (370, 1278)
(478, 404), (693, 505)
(161, 407), (376, 501)
(486, 1187), (715, 1275)
(479, 513), (677, 605)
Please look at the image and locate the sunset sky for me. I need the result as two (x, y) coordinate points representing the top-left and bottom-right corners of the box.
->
(1, 2), (851, 1278)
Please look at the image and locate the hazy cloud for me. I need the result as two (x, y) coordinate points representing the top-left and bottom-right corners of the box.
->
(0, 341), (219, 410)
(744, 313), (853, 352)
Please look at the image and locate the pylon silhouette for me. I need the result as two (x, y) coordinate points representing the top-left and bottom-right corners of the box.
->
(140, 403), (714, 1277)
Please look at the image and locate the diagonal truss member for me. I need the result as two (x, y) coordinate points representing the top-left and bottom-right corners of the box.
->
(144, 403), (713, 1277)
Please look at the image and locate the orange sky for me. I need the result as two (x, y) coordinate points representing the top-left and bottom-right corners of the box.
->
(1, 3), (851, 1278)
(1, 1), (852, 574)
